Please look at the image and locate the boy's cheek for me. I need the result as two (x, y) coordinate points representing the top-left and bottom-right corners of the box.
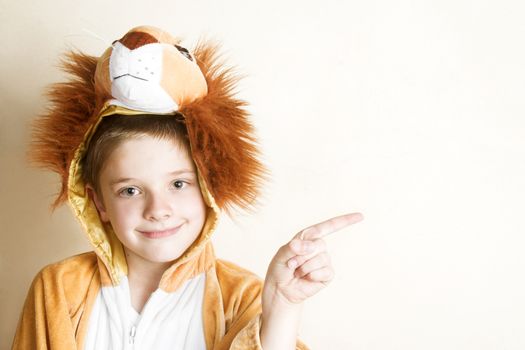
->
(108, 204), (141, 224)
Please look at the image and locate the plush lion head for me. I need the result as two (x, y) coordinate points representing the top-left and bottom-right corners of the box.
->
(94, 26), (208, 113)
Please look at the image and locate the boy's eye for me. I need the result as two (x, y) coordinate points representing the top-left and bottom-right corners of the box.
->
(119, 187), (140, 197)
(172, 180), (186, 189)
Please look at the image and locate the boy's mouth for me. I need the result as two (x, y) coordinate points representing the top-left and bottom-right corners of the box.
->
(138, 225), (182, 239)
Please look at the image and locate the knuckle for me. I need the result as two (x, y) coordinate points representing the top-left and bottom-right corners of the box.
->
(296, 255), (306, 266)
(278, 243), (291, 255)
(287, 238), (299, 249)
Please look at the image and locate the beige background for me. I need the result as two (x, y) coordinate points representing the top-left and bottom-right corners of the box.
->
(1, 0), (525, 349)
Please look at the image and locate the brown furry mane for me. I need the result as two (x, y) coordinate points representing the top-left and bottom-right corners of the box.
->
(29, 52), (102, 209)
(30, 40), (267, 213)
(181, 41), (267, 212)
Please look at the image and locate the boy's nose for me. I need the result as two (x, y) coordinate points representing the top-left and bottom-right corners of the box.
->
(144, 192), (172, 221)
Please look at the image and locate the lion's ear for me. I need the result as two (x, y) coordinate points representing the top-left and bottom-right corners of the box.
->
(160, 44), (208, 107)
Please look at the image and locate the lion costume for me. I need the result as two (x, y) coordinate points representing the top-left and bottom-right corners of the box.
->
(12, 26), (307, 349)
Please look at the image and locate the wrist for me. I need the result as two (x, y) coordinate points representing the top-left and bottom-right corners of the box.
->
(260, 308), (302, 350)
(262, 281), (303, 313)
(260, 283), (303, 350)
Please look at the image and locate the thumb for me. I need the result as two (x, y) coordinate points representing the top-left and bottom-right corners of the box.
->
(269, 238), (315, 281)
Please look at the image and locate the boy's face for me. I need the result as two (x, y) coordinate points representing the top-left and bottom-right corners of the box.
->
(91, 135), (207, 266)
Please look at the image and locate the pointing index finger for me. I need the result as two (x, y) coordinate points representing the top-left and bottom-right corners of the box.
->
(299, 212), (364, 240)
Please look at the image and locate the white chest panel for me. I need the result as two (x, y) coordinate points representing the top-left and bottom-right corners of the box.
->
(84, 273), (206, 350)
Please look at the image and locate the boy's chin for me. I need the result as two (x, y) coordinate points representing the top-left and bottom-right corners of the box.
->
(123, 246), (185, 267)
(141, 252), (184, 265)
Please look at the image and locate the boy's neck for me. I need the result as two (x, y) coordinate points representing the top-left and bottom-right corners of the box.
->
(124, 249), (172, 313)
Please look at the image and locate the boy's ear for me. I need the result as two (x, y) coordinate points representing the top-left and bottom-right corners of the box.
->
(86, 185), (109, 223)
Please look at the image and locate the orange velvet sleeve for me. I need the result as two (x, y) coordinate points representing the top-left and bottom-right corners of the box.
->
(206, 259), (308, 350)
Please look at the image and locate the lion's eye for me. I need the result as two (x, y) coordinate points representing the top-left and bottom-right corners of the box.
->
(174, 44), (193, 61)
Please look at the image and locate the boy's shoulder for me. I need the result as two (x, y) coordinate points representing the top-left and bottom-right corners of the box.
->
(214, 258), (263, 289)
(33, 252), (100, 299)
(213, 259), (263, 322)
(38, 251), (98, 277)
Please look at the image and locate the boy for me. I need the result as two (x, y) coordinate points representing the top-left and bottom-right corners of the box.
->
(12, 26), (362, 349)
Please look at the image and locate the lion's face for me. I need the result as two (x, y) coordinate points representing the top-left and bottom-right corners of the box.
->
(94, 26), (207, 113)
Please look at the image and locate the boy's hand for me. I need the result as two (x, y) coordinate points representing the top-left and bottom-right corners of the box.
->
(263, 212), (364, 306)
(260, 212), (363, 349)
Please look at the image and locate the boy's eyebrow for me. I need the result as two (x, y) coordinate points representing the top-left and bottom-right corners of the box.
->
(109, 169), (196, 186)
(169, 169), (196, 176)
(110, 178), (134, 186)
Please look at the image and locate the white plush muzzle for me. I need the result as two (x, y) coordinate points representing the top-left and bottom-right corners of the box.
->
(109, 41), (178, 113)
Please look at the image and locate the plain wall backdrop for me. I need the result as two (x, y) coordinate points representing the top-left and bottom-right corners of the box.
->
(1, 0), (524, 349)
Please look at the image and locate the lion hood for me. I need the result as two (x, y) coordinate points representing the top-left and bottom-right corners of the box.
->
(30, 25), (266, 286)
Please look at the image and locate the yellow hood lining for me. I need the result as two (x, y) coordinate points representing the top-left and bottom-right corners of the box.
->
(67, 103), (220, 285)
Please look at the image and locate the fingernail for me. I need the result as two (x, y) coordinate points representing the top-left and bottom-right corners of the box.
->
(287, 259), (298, 269)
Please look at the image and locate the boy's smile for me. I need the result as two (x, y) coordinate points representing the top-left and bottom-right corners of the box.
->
(91, 134), (207, 267)
(137, 225), (183, 239)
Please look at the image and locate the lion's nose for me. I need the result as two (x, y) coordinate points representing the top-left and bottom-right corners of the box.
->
(118, 31), (159, 50)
